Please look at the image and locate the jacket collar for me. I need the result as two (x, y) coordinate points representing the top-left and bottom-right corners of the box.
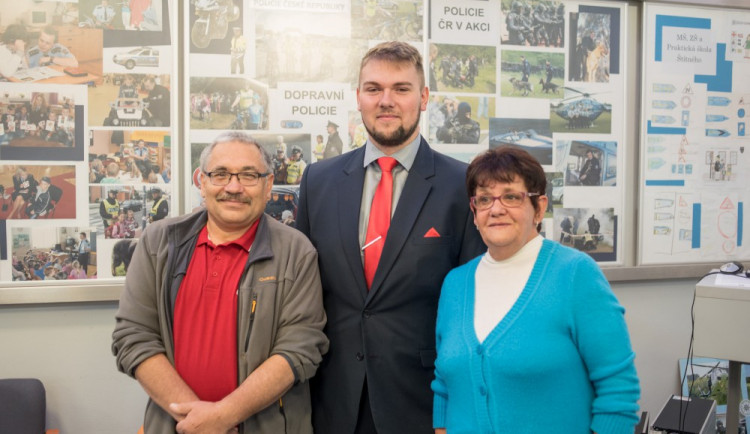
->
(337, 139), (437, 300)
(170, 209), (274, 264)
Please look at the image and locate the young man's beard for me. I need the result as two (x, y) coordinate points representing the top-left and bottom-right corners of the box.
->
(364, 113), (421, 148)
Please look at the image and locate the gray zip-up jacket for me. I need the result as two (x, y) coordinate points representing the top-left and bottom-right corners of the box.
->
(112, 210), (328, 433)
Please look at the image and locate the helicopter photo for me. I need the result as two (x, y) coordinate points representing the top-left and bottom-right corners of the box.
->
(549, 86), (612, 133)
(489, 129), (553, 165)
(489, 117), (553, 165)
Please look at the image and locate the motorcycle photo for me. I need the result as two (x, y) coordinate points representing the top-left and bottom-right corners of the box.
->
(191, 0), (240, 49)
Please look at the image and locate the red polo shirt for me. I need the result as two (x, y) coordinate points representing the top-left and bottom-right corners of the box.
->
(173, 221), (258, 401)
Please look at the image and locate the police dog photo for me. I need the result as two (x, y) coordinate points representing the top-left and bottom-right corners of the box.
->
(501, 50), (564, 99)
(539, 78), (560, 94)
(508, 77), (532, 96)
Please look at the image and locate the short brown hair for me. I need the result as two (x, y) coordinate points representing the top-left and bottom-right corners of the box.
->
(466, 147), (546, 226)
(359, 41), (425, 88)
(41, 25), (58, 40)
(2, 24), (27, 45)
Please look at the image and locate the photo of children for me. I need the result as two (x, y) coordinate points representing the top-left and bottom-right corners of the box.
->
(0, 164), (75, 220)
(88, 73), (170, 127)
(88, 184), (168, 238)
(11, 227), (96, 281)
(189, 77), (268, 131)
(0, 90), (77, 148)
(89, 129), (171, 185)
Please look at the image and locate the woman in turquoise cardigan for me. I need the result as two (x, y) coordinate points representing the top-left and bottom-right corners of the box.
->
(432, 147), (640, 433)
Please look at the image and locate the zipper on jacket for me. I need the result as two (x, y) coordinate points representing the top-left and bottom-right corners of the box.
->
(279, 398), (287, 434)
(244, 292), (257, 352)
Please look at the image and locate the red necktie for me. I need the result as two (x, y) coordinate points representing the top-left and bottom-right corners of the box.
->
(364, 157), (398, 289)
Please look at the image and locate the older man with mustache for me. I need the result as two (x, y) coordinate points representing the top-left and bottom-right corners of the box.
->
(113, 131), (328, 434)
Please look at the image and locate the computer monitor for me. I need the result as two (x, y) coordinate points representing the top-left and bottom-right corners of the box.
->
(30, 10), (48, 26)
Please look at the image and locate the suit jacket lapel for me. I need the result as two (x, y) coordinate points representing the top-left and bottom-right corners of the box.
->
(338, 148), (369, 300)
(367, 139), (434, 302)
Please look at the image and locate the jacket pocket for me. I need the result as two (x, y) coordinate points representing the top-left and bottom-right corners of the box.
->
(278, 398), (287, 434)
(244, 292), (258, 352)
(412, 235), (453, 245)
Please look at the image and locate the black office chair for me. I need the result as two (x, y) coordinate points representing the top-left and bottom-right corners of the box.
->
(42, 184), (63, 219)
(0, 378), (59, 434)
(24, 184), (63, 219)
(0, 185), (10, 217)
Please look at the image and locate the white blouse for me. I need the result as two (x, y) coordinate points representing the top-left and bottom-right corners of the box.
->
(474, 235), (543, 342)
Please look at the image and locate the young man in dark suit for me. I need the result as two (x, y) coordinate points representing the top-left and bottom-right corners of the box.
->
(296, 41), (484, 434)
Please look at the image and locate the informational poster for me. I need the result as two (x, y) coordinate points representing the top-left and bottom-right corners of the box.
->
(640, 3), (750, 265)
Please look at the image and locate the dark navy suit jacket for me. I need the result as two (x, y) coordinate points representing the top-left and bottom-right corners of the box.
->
(296, 138), (484, 433)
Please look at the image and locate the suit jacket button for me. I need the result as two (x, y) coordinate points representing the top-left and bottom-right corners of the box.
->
(363, 310), (371, 319)
(355, 352), (364, 361)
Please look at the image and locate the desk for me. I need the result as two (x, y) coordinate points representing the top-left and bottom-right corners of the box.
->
(693, 272), (750, 434)
(8, 65), (98, 85)
(49, 252), (71, 263)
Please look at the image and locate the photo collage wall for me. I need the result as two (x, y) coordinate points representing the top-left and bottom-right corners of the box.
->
(185, 0), (628, 266)
(0, 0), (627, 290)
(0, 0), (174, 283)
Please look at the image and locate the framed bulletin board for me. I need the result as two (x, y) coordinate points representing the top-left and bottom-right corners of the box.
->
(182, 0), (631, 269)
(0, 0), (178, 303)
(639, 1), (750, 265)
(11, 0), (749, 303)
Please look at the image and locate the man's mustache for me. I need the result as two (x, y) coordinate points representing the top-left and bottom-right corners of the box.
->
(217, 193), (251, 204)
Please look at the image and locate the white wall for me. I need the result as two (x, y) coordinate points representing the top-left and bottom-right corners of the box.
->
(0, 302), (145, 433)
(613, 278), (697, 419)
(0, 278), (697, 432)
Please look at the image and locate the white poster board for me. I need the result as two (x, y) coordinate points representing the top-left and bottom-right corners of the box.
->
(640, 3), (750, 265)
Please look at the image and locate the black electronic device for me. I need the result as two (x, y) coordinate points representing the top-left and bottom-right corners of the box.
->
(63, 67), (87, 77)
(652, 395), (716, 434)
(719, 261), (744, 274)
(635, 411), (649, 434)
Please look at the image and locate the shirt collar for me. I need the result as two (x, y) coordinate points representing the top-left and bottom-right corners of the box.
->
(362, 134), (421, 171)
(197, 219), (260, 251)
